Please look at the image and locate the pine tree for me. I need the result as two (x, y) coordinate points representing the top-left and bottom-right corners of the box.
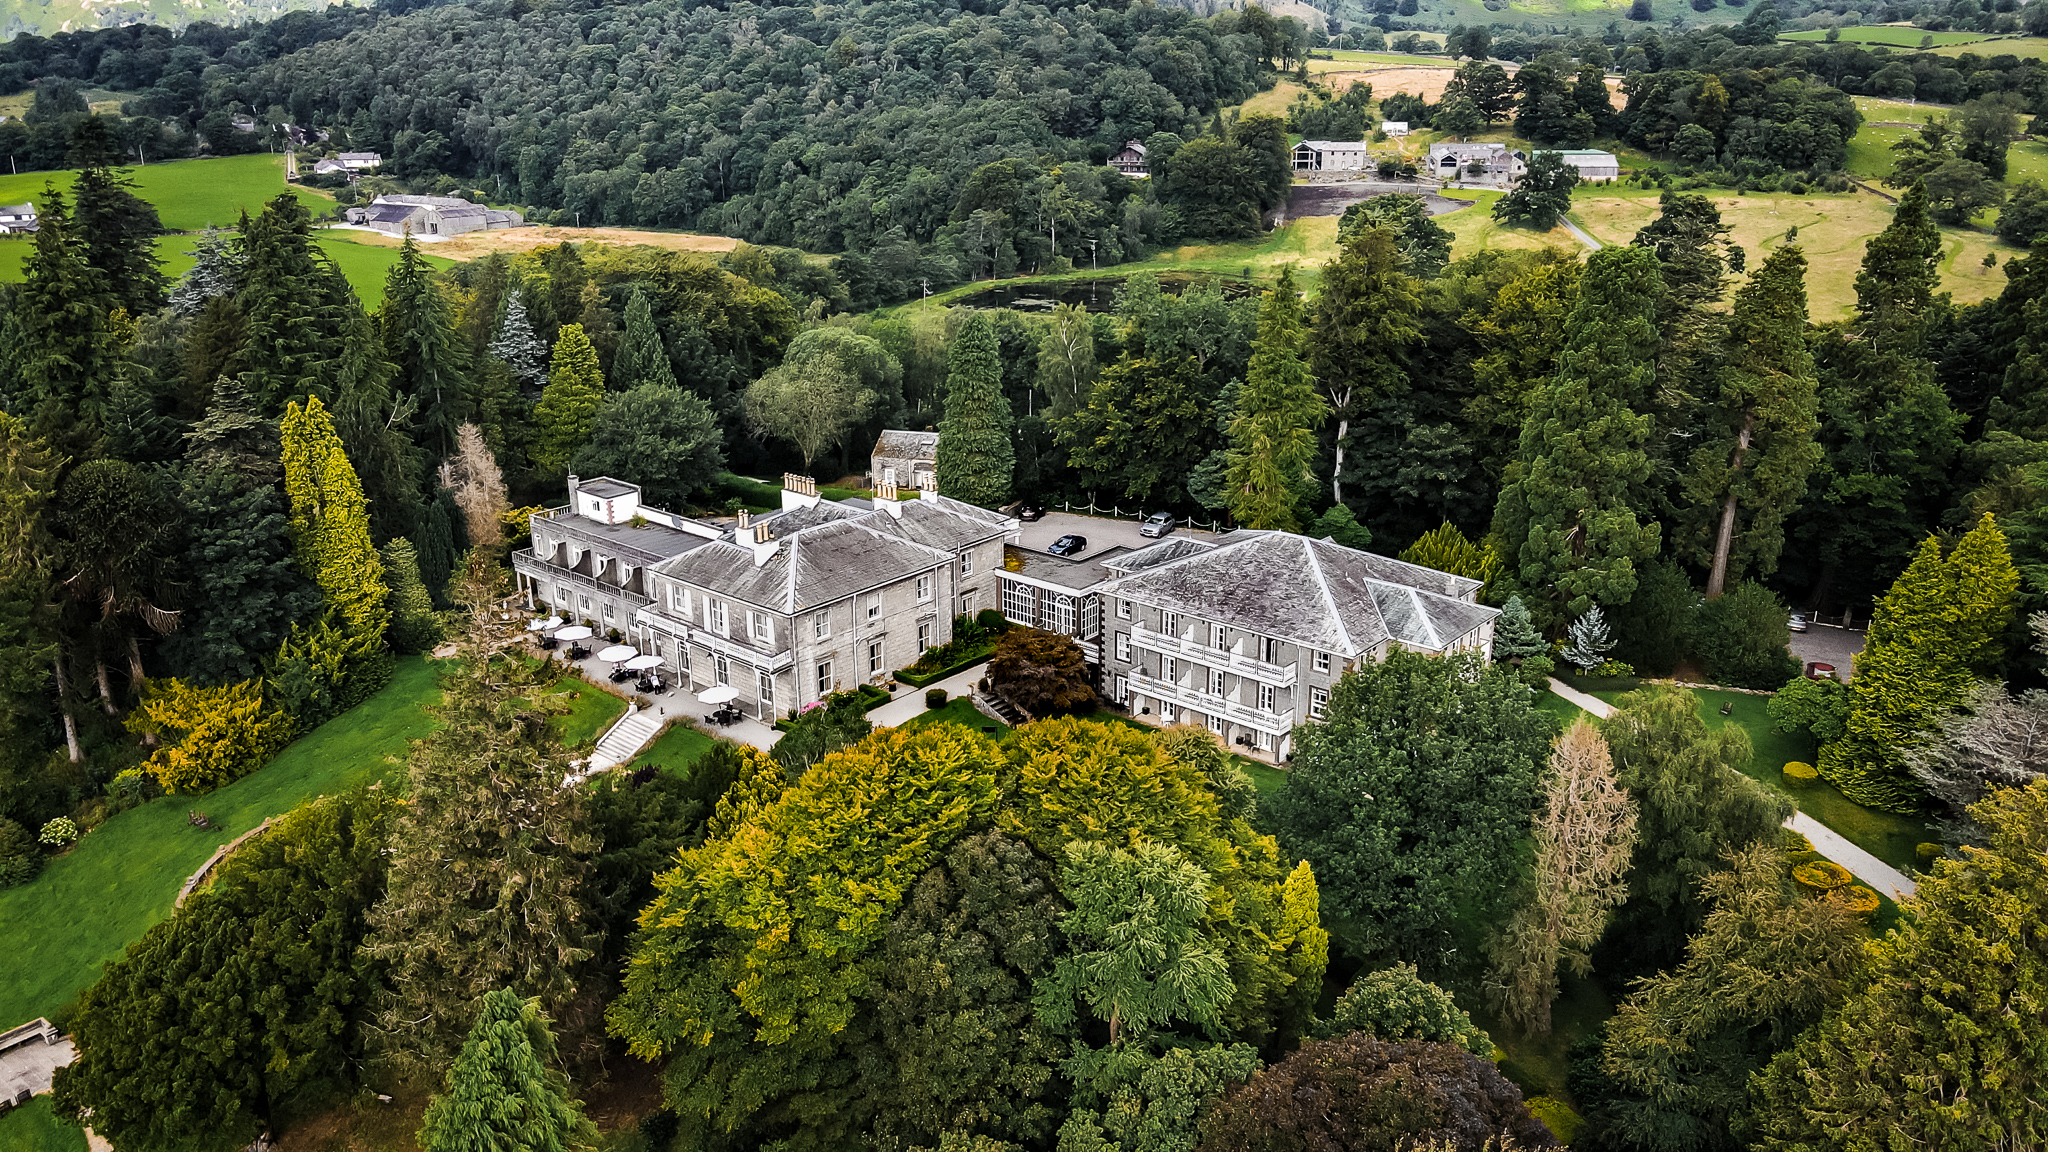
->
(529, 324), (604, 479)
(610, 286), (675, 392)
(1225, 269), (1326, 531)
(234, 195), (352, 413)
(1307, 225), (1423, 508)
(1562, 605), (1617, 670)
(935, 312), (1015, 506)
(102, 365), (184, 464)
(364, 555), (595, 1077)
(158, 468), (319, 687)
(169, 227), (245, 318)
(70, 118), (167, 317)
(1822, 516), (2020, 811)
(380, 538), (442, 655)
(4, 185), (117, 449)
(490, 290), (550, 399)
(417, 988), (595, 1152)
(1681, 244), (1822, 596)
(281, 395), (390, 643)
(1488, 721), (1638, 1035)
(382, 235), (472, 457)
(1493, 594), (1547, 664)
(1491, 246), (1663, 629)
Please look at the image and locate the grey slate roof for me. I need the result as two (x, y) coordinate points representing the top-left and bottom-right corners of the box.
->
(1103, 531), (1496, 657)
(656, 519), (952, 613)
(542, 508), (711, 564)
(1102, 536), (1217, 574)
(873, 429), (939, 461)
(743, 500), (863, 537)
(364, 204), (418, 225)
(864, 495), (1008, 553)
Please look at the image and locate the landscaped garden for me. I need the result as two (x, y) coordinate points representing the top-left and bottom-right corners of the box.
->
(624, 721), (718, 773)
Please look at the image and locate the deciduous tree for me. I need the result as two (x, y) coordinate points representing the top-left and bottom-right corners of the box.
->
(572, 383), (723, 510)
(989, 627), (1097, 716)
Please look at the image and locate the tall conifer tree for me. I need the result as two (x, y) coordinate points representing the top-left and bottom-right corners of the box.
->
(69, 117), (167, 317)
(1226, 268), (1326, 531)
(235, 195), (350, 413)
(417, 988), (595, 1152)
(529, 324), (604, 479)
(281, 395), (390, 643)
(364, 556), (595, 1076)
(490, 290), (550, 399)
(1491, 245), (1663, 629)
(4, 185), (117, 449)
(935, 312), (1015, 505)
(1681, 244), (1822, 597)
(1307, 226), (1422, 508)
(382, 235), (472, 458)
(611, 286), (676, 392)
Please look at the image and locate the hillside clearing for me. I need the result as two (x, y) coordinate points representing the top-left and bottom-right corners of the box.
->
(1783, 26), (1996, 47)
(326, 221), (740, 262)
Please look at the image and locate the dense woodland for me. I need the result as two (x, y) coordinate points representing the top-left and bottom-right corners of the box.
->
(0, 0), (2042, 1148)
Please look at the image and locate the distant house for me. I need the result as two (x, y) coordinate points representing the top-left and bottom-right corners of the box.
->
(1110, 140), (1149, 177)
(311, 158), (349, 176)
(1380, 121), (1410, 137)
(1292, 140), (1372, 173)
(1550, 148), (1621, 181)
(870, 430), (939, 491)
(229, 114), (259, 133)
(338, 152), (382, 171)
(0, 202), (36, 234)
(343, 194), (526, 238)
(1427, 141), (1524, 180)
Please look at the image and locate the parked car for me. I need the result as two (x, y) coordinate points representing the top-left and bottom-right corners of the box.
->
(1047, 534), (1087, 557)
(1140, 511), (1176, 538)
(1788, 612), (1810, 633)
(1015, 501), (1045, 522)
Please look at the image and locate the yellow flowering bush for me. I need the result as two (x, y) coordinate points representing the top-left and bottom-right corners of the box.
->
(128, 678), (294, 793)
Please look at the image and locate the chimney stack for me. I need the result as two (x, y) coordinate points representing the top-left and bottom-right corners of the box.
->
(753, 522), (771, 544)
(737, 509), (750, 530)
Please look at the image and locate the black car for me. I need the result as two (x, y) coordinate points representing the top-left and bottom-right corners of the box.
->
(1016, 502), (1045, 522)
(1047, 534), (1087, 557)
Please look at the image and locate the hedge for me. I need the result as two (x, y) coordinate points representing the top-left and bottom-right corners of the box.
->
(896, 643), (996, 688)
(772, 683), (891, 730)
(1792, 860), (1854, 891)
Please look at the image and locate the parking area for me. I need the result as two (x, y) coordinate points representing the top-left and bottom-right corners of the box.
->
(1012, 509), (1217, 561)
(1790, 625), (1866, 681)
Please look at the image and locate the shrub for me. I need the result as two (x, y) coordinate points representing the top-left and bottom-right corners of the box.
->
(128, 678), (296, 793)
(1593, 659), (1635, 678)
(1915, 841), (1944, 867)
(1316, 963), (1491, 1056)
(1768, 675), (1850, 742)
(39, 816), (78, 846)
(1693, 582), (1801, 689)
(1792, 860), (1853, 891)
(926, 688), (947, 710)
(1784, 760), (1820, 781)
(0, 817), (41, 887)
(974, 607), (1008, 634)
(1830, 884), (1880, 915)
(1784, 830), (1815, 853)
(987, 628), (1096, 717)
(770, 689), (875, 775)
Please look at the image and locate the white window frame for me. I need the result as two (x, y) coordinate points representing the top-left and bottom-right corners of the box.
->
(1164, 611), (1183, 637)
(1254, 728), (1273, 752)
(710, 600), (730, 637)
(759, 669), (776, 718)
(1117, 599), (1131, 620)
(814, 610), (830, 640)
(1310, 685), (1329, 719)
(867, 593), (882, 622)
(816, 660), (834, 699)
(1165, 656), (1178, 683)
(1116, 632), (1131, 662)
(1115, 675), (1129, 704)
(1314, 650), (1331, 673)
(868, 640), (884, 675)
(918, 621), (932, 652)
(748, 611), (773, 643)
(669, 585), (690, 614)
(1211, 622), (1228, 650)
(1160, 701), (1178, 723)
(1258, 682), (1276, 713)
(1207, 712), (1224, 734)
(714, 654), (731, 686)
(962, 550), (974, 576)
(1209, 669), (1225, 696)
(917, 573), (933, 602)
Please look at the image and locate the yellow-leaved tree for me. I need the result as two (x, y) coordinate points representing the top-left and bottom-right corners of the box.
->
(276, 396), (392, 725)
(127, 678), (292, 792)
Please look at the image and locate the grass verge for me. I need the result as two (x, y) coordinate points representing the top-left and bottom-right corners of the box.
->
(0, 1097), (87, 1152)
(898, 696), (1010, 739)
(547, 674), (631, 746)
(625, 723), (717, 773)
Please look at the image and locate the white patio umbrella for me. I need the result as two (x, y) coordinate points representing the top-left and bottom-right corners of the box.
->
(527, 616), (564, 631)
(698, 685), (740, 705)
(624, 654), (663, 671)
(596, 644), (638, 662)
(553, 625), (593, 642)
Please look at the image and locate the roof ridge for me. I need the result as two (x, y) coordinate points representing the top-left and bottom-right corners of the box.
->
(1300, 536), (1360, 656)
(1406, 585), (1442, 648)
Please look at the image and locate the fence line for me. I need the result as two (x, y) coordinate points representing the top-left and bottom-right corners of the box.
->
(1057, 498), (1224, 534)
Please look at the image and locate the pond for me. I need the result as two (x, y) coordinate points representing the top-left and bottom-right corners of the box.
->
(951, 272), (1264, 313)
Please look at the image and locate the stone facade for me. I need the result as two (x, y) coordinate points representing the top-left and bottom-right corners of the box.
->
(870, 429), (939, 490)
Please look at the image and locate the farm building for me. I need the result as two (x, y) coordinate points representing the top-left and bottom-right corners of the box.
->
(1292, 140), (1372, 173)
(345, 194), (525, 238)
(339, 152), (382, 170)
(0, 203), (37, 233)
(1380, 121), (1410, 136)
(1428, 142), (1524, 180)
(1551, 149), (1621, 181)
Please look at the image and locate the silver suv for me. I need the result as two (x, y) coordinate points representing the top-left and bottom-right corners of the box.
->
(1140, 512), (1175, 538)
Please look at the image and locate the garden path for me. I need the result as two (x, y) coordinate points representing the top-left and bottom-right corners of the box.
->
(867, 667), (988, 729)
(1546, 679), (1919, 903)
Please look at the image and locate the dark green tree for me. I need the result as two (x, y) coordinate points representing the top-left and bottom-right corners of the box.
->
(70, 118), (167, 317)
(1492, 151), (1580, 231)
(1057, 355), (1212, 509)
(381, 235), (471, 457)
(4, 186), (117, 450)
(1335, 194), (1455, 279)
(233, 195), (353, 413)
(1226, 267), (1326, 531)
(935, 312), (1014, 505)
(1308, 226), (1423, 511)
(611, 286), (676, 392)
(571, 383), (724, 511)
(1491, 245), (1662, 629)
(1271, 649), (1551, 976)
(158, 468), (320, 686)
(1691, 581), (1801, 689)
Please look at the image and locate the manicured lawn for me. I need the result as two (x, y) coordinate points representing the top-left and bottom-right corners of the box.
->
(0, 154), (328, 232)
(0, 656), (443, 1030)
(1240, 758), (1289, 798)
(626, 722), (718, 773)
(314, 231), (458, 302)
(546, 674), (630, 747)
(0, 1096), (86, 1152)
(899, 696), (1010, 739)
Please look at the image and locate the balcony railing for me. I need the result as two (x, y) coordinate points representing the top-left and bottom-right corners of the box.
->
(513, 550), (653, 607)
(1129, 624), (1297, 686)
(1127, 672), (1294, 734)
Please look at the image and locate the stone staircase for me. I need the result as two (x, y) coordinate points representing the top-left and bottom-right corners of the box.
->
(978, 691), (1027, 726)
(589, 707), (664, 772)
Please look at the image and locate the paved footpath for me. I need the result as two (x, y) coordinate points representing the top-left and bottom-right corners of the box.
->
(1547, 679), (1918, 903)
(866, 665), (988, 728)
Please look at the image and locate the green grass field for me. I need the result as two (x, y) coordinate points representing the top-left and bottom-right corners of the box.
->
(626, 722), (718, 773)
(1930, 35), (2048, 58)
(0, 224), (449, 305)
(0, 1097), (86, 1152)
(0, 154), (327, 232)
(1783, 26), (1992, 47)
(899, 696), (1010, 739)
(547, 674), (630, 746)
(0, 656), (443, 1030)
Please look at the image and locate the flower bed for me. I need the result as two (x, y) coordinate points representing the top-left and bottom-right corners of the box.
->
(895, 644), (996, 688)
